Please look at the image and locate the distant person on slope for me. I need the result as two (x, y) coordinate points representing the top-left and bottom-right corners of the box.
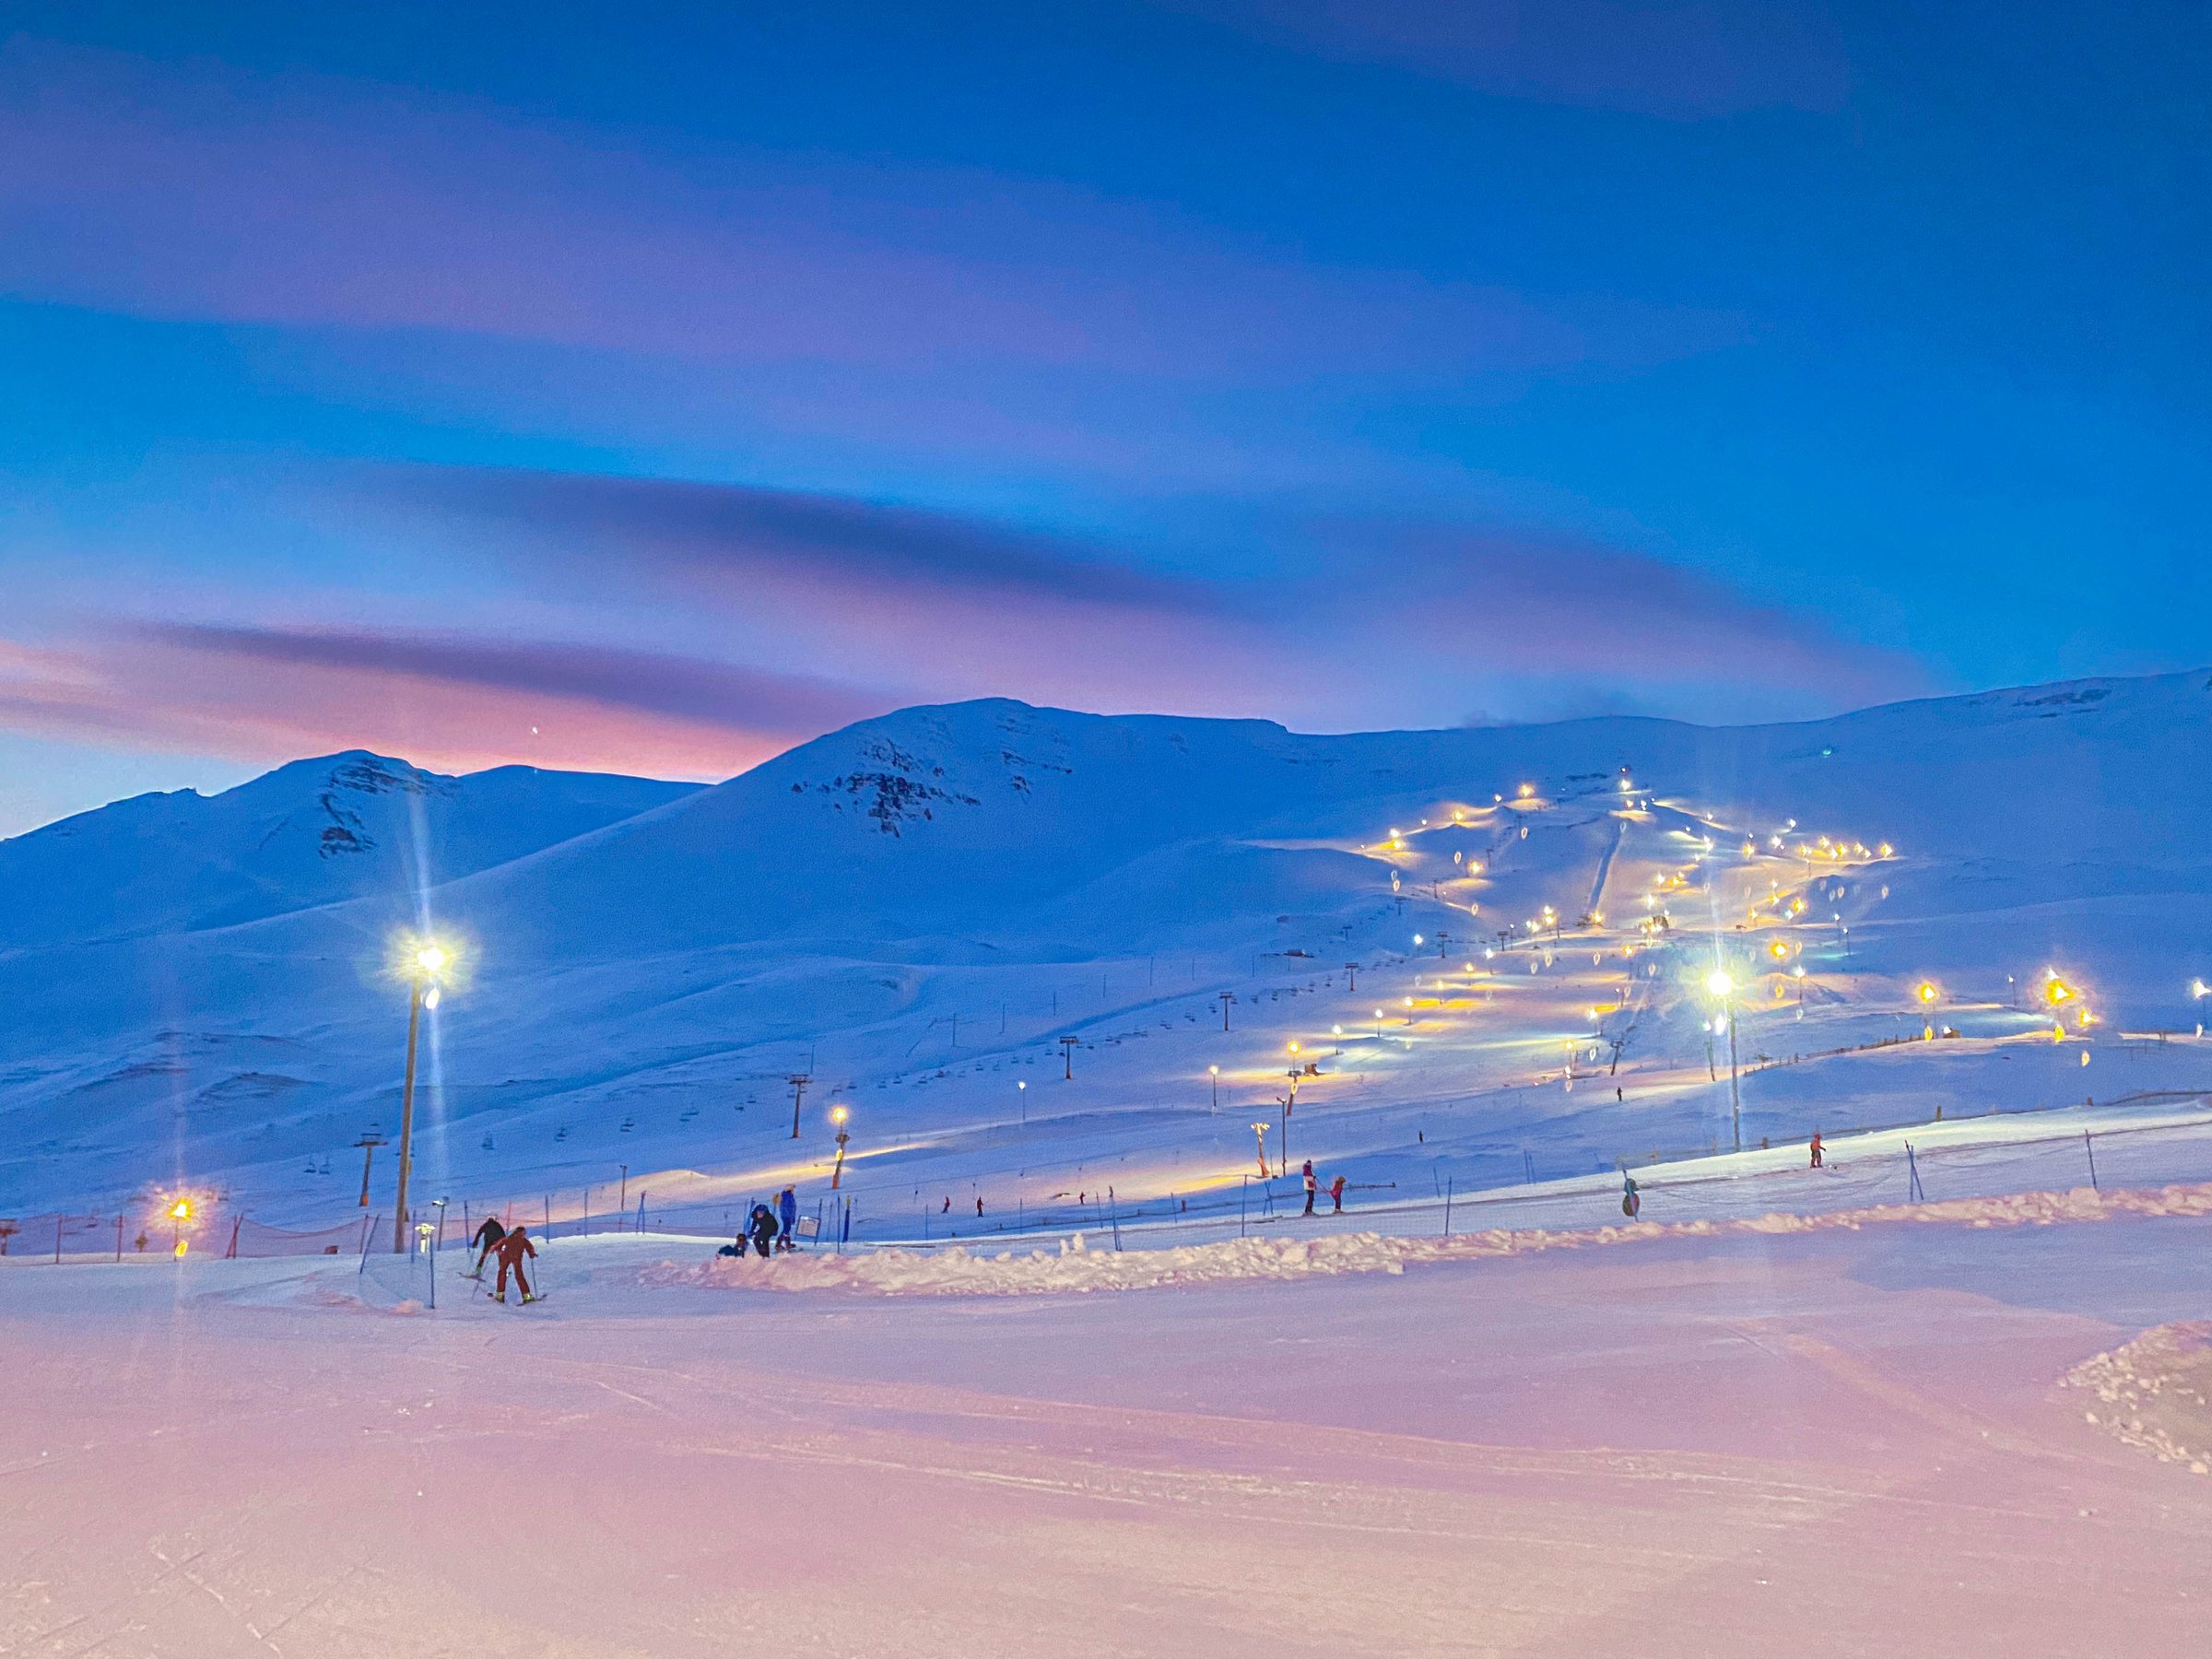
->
(491, 1224), (536, 1303)
(776, 1186), (798, 1252)
(1302, 1160), (1318, 1216)
(471, 1215), (506, 1277)
(1809, 1132), (1824, 1169)
(1330, 1174), (1346, 1214)
(748, 1204), (778, 1257)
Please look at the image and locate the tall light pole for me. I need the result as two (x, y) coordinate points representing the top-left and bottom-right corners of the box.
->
(1705, 969), (1740, 1153)
(1208, 1065), (1219, 1111)
(1018, 1078), (1028, 1124)
(1251, 1122), (1272, 1179)
(830, 1106), (851, 1190)
(394, 941), (450, 1254)
(1916, 981), (1939, 1040)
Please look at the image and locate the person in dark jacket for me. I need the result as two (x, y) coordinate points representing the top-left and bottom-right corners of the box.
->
(1301, 1159), (1318, 1215)
(776, 1186), (798, 1252)
(471, 1215), (506, 1277)
(747, 1204), (778, 1257)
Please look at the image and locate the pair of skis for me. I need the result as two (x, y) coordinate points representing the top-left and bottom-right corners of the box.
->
(461, 1266), (545, 1305)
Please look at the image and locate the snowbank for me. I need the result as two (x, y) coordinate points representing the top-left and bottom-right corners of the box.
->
(2065, 1321), (2212, 1476)
(639, 1181), (2212, 1298)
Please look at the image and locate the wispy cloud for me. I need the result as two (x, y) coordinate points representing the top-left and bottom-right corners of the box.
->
(0, 625), (882, 782)
(1313, 522), (1912, 699)
(1171, 0), (1852, 118)
(0, 455), (1922, 784)
(138, 622), (899, 736)
(0, 39), (1726, 383)
(347, 463), (1918, 727)
(371, 465), (1209, 615)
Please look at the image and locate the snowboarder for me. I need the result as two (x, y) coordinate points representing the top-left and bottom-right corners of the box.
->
(490, 1224), (536, 1302)
(747, 1203), (778, 1257)
(1621, 1175), (1641, 1218)
(1809, 1132), (1824, 1169)
(1329, 1174), (1346, 1213)
(1301, 1160), (1317, 1215)
(974, 1196), (984, 1218)
(471, 1214), (506, 1277)
(941, 1195), (951, 1214)
(776, 1186), (797, 1252)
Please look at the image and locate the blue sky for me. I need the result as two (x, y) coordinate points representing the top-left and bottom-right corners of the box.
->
(1, 2), (2206, 831)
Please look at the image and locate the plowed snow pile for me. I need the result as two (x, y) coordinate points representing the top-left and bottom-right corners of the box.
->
(641, 1180), (2212, 1297)
(2066, 1322), (2212, 1476)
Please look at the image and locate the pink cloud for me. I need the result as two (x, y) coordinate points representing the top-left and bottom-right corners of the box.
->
(1324, 524), (1916, 700)
(349, 465), (1920, 725)
(0, 465), (1922, 776)
(0, 631), (812, 782)
(0, 40), (1731, 381)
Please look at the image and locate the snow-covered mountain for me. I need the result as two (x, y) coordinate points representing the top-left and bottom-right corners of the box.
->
(0, 752), (699, 948)
(5, 670), (2212, 1226)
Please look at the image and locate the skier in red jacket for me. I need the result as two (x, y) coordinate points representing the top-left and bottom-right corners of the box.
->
(491, 1224), (536, 1303)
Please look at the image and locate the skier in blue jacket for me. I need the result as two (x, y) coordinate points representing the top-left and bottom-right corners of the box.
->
(776, 1186), (798, 1252)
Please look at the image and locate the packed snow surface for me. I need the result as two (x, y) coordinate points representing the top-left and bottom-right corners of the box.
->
(6, 1194), (2211, 1655)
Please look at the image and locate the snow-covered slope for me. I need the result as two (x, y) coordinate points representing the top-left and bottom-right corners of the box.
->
(4, 669), (2211, 1226)
(0, 752), (699, 947)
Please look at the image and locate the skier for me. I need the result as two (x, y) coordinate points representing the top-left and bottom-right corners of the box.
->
(490, 1223), (536, 1303)
(1329, 1174), (1346, 1214)
(941, 1195), (950, 1215)
(747, 1203), (778, 1258)
(1809, 1132), (1824, 1169)
(471, 1214), (506, 1278)
(975, 1196), (984, 1218)
(1621, 1174), (1641, 1218)
(776, 1186), (798, 1252)
(1301, 1159), (1317, 1216)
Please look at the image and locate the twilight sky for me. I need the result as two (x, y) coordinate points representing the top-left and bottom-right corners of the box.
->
(2, 2), (2206, 831)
